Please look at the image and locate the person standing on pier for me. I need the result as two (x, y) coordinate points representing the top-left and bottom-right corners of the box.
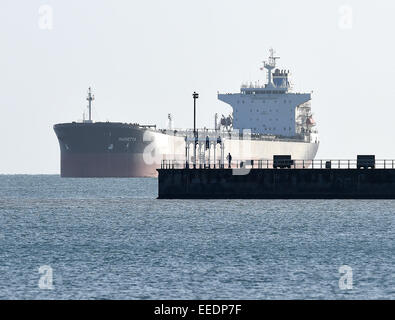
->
(226, 153), (232, 168)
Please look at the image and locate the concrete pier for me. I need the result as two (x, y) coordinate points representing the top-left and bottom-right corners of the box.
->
(157, 168), (395, 199)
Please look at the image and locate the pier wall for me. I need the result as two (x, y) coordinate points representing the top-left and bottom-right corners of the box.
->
(157, 169), (395, 199)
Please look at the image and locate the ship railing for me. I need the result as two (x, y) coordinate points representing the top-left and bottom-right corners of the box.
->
(164, 129), (312, 143)
(160, 159), (395, 170)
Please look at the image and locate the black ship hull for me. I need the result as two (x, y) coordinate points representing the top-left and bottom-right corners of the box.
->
(54, 122), (158, 177)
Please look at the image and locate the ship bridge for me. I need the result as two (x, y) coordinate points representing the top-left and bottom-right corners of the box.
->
(218, 49), (314, 138)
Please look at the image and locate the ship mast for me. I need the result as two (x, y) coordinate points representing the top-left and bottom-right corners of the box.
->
(262, 48), (280, 87)
(85, 87), (95, 123)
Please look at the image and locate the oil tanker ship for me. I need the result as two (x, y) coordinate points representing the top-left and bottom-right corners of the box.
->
(54, 50), (319, 177)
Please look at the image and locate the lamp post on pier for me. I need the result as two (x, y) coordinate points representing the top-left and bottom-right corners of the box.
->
(192, 92), (199, 168)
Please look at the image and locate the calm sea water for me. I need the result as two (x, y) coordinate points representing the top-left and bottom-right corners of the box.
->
(0, 175), (393, 299)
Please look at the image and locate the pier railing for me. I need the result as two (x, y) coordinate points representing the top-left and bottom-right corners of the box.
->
(160, 159), (395, 170)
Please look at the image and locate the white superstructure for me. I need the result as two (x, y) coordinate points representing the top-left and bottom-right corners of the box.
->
(218, 49), (318, 143)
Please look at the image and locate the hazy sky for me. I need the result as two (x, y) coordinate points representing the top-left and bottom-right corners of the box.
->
(1, 0), (395, 173)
